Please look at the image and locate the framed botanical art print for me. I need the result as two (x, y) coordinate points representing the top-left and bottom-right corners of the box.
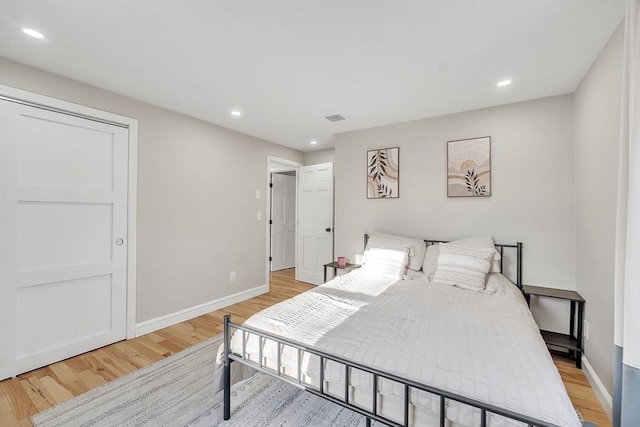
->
(447, 136), (491, 197)
(367, 147), (399, 199)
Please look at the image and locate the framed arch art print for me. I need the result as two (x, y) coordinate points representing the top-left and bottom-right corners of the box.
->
(367, 147), (399, 199)
(447, 136), (491, 197)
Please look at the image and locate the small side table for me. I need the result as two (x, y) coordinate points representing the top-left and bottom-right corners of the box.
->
(323, 262), (360, 283)
(523, 285), (585, 369)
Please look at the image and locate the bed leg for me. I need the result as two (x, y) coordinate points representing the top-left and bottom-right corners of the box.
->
(223, 359), (231, 420)
(365, 416), (371, 427)
(223, 314), (231, 420)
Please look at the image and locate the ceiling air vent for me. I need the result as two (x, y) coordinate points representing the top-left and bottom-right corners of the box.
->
(324, 114), (347, 122)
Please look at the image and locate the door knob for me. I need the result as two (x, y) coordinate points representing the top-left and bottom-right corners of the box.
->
(115, 238), (124, 246)
(325, 227), (333, 232)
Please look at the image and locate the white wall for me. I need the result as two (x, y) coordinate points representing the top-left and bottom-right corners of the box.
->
(0, 57), (303, 324)
(574, 22), (624, 395)
(335, 95), (576, 332)
(303, 148), (335, 165)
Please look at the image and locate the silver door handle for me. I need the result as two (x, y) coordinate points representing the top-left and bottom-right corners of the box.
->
(115, 238), (124, 246)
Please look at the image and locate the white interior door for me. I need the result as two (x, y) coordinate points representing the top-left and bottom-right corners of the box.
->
(0, 99), (129, 379)
(297, 162), (334, 285)
(271, 173), (296, 271)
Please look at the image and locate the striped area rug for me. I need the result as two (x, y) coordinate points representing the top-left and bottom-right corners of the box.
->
(31, 334), (375, 427)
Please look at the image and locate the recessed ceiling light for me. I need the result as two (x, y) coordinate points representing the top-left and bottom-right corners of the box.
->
(21, 28), (45, 39)
(310, 140), (318, 145)
(231, 110), (242, 116)
(497, 79), (512, 87)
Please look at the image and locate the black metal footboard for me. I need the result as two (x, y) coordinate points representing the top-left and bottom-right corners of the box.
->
(222, 314), (558, 427)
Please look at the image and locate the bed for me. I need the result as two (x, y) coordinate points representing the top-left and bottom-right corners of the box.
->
(218, 234), (582, 427)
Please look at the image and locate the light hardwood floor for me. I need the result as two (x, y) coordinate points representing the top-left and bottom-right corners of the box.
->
(1, 268), (610, 426)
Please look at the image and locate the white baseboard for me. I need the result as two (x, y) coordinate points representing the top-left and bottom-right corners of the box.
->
(135, 284), (269, 337)
(582, 355), (613, 420)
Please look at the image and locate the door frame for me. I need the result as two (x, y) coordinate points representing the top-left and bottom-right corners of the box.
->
(265, 155), (302, 287)
(0, 85), (139, 339)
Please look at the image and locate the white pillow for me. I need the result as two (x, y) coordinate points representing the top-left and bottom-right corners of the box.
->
(422, 244), (440, 280)
(433, 243), (495, 291)
(361, 247), (409, 279)
(364, 232), (427, 271)
(361, 241), (411, 267)
(450, 236), (501, 273)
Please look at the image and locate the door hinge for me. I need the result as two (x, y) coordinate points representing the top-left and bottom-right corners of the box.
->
(269, 219), (273, 225)
(269, 256), (272, 261)
(269, 182), (273, 188)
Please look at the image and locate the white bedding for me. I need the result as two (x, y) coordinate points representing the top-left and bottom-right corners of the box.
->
(221, 270), (580, 427)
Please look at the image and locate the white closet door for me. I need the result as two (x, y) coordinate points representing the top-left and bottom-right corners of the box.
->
(0, 99), (129, 379)
(297, 162), (334, 285)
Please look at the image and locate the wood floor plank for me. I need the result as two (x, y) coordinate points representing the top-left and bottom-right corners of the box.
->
(0, 268), (610, 426)
(171, 322), (211, 343)
(64, 381), (91, 398)
(116, 341), (162, 365)
(0, 386), (22, 427)
(38, 377), (73, 405)
(1, 378), (35, 422)
(76, 369), (107, 390)
(155, 327), (200, 348)
(103, 344), (152, 371)
(579, 407), (611, 426)
(92, 349), (137, 378)
(47, 362), (81, 386)
(154, 339), (183, 355)
(20, 377), (55, 412)
(81, 353), (119, 383)
(62, 356), (90, 375)
(133, 335), (175, 358)
(22, 366), (54, 382)
(145, 332), (165, 343)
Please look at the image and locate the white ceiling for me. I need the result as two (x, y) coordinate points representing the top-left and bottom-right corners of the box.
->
(0, 0), (625, 152)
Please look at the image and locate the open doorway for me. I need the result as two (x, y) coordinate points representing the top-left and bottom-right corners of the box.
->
(270, 171), (296, 271)
(265, 156), (302, 287)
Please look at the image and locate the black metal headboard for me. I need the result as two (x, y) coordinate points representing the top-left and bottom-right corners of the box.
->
(364, 234), (523, 289)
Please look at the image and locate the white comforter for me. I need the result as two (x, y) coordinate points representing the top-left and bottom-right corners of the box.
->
(224, 270), (580, 427)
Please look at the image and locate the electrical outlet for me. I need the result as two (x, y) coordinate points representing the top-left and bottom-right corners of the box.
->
(584, 320), (589, 340)
(255, 190), (261, 200)
(230, 271), (236, 282)
(257, 211), (262, 221)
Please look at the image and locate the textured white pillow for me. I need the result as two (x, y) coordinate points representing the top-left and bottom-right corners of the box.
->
(433, 243), (495, 291)
(361, 247), (409, 279)
(365, 232), (427, 271)
(450, 236), (502, 273)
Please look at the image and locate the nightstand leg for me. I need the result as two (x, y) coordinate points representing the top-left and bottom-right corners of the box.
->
(570, 301), (575, 337)
(324, 266), (327, 283)
(576, 301), (584, 369)
(569, 301), (576, 360)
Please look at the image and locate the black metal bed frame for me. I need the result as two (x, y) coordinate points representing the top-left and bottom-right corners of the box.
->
(222, 239), (559, 427)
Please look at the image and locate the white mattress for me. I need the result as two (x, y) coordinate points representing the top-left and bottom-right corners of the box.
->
(223, 270), (580, 427)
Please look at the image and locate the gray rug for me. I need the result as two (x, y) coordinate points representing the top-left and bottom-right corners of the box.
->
(31, 334), (377, 427)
